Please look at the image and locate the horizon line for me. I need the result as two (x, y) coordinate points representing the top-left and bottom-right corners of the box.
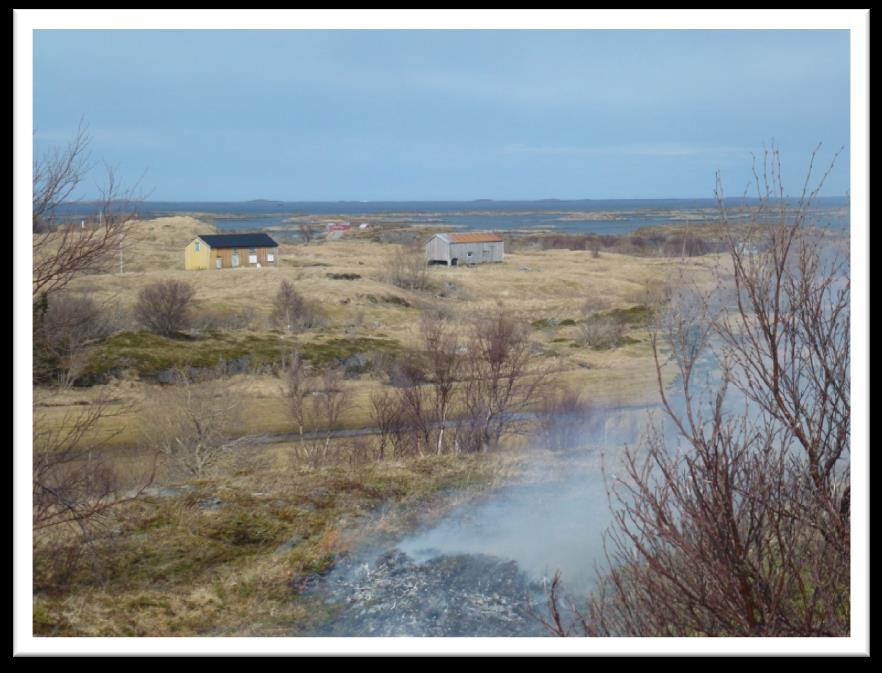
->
(68, 194), (849, 205)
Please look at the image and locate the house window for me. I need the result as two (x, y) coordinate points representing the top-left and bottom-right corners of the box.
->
(267, 252), (275, 262)
(467, 251), (473, 257)
(195, 241), (201, 252)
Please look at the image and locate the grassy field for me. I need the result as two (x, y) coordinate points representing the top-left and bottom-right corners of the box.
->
(37, 216), (718, 446)
(32, 215), (720, 636)
(33, 447), (537, 636)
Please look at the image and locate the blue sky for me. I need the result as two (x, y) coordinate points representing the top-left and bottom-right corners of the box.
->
(32, 29), (850, 201)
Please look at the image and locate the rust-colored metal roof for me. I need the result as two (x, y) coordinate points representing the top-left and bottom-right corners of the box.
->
(446, 232), (503, 244)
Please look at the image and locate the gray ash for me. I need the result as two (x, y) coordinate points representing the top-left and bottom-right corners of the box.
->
(310, 550), (548, 637)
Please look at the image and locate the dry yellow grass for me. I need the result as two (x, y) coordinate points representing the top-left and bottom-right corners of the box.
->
(33, 216), (726, 636)
(37, 216), (718, 448)
(32, 447), (535, 636)
(62, 216), (715, 341)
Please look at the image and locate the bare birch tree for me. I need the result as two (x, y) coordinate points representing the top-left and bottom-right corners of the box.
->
(32, 121), (142, 298)
(369, 388), (405, 460)
(144, 369), (249, 478)
(547, 145), (850, 637)
(33, 394), (154, 533)
(286, 357), (348, 467)
(460, 307), (545, 452)
(32, 124), (151, 547)
(270, 279), (308, 333)
(420, 314), (461, 455)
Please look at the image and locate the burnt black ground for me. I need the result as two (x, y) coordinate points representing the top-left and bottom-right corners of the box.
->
(309, 550), (549, 637)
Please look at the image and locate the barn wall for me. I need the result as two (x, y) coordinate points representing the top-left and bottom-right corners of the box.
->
(425, 236), (450, 263)
(211, 246), (278, 269)
(184, 239), (211, 270)
(449, 241), (504, 264)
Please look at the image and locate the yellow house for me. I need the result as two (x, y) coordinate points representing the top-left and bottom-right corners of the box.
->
(184, 233), (279, 270)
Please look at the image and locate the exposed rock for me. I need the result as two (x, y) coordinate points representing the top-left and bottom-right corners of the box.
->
(340, 352), (371, 378)
(156, 369), (177, 385)
(197, 497), (224, 511)
(225, 356), (251, 375)
(73, 371), (110, 387)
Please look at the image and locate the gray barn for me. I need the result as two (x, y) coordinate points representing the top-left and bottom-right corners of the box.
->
(425, 232), (504, 266)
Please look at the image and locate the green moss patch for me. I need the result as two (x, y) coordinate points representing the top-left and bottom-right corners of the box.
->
(81, 331), (290, 380)
(81, 332), (404, 381)
(531, 317), (577, 330)
(298, 337), (403, 368)
(602, 304), (653, 326)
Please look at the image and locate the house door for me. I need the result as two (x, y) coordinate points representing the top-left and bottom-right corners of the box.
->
(216, 257), (222, 269)
(232, 253), (240, 267)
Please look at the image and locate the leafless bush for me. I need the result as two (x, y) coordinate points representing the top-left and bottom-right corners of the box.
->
(34, 291), (114, 386)
(371, 315), (464, 457)
(580, 296), (610, 318)
(375, 313), (528, 458)
(286, 356), (349, 468)
(623, 278), (675, 311)
(382, 352), (426, 388)
(369, 388), (406, 460)
(33, 122), (142, 297)
(305, 370), (349, 467)
(395, 376), (435, 457)
(549, 145), (849, 637)
(299, 222), (314, 245)
(662, 233), (709, 257)
(134, 280), (196, 337)
(389, 244), (433, 292)
(420, 314), (462, 455)
(286, 352), (310, 444)
(32, 122), (149, 584)
(33, 393), (155, 587)
(460, 308), (545, 452)
(269, 279), (316, 333)
(535, 388), (594, 451)
(32, 123), (142, 376)
(142, 369), (248, 478)
(370, 310), (544, 457)
(33, 394), (150, 532)
(345, 437), (375, 468)
(40, 292), (110, 346)
(576, 316), (626, 349)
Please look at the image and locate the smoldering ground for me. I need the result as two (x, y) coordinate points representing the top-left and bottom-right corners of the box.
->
(302, 404), (653, 637)
(300, 307), (747, 636)
(299, 235), (849, 637)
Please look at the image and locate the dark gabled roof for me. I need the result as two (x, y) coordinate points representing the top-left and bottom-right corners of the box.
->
(195, 233), (278, 249)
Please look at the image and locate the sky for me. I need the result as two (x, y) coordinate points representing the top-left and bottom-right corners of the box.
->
(32, 29), (851, 201)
